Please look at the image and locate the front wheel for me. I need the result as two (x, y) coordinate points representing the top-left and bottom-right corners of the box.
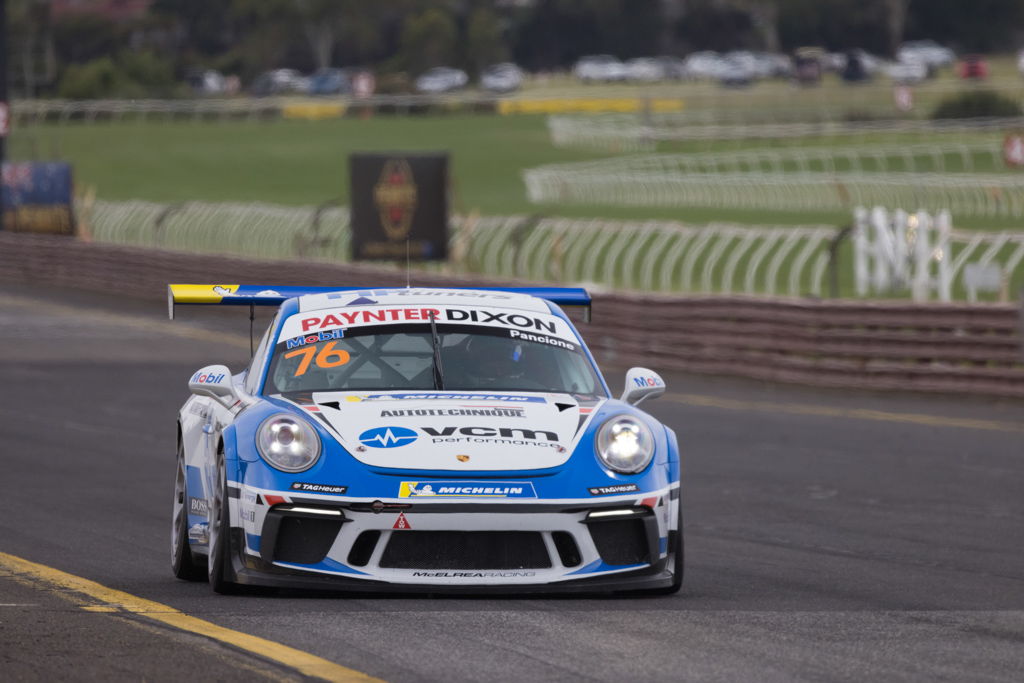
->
(207, 454), (239, 594)
(648, 499), (684, 595)
(171, 440), (206, 581)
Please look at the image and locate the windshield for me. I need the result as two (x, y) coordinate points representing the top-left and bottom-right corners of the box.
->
(265, 314), (604, 398)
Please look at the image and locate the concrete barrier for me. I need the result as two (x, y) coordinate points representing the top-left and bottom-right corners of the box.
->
(2, 232), (1020, 398)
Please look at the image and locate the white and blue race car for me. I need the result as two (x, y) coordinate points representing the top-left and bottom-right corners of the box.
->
(170, 285), (682, 594)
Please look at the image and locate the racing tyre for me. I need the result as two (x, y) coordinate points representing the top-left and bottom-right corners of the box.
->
(649, 502), (684, 595)
(207, 453), (239, 594)
(172, 440), (206, 581)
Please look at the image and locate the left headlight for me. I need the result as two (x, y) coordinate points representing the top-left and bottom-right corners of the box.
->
(595, 415), (655, 474)
(256, 414), (321, 472)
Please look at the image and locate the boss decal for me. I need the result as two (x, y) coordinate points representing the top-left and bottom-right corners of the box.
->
(188, 497), (209, 515)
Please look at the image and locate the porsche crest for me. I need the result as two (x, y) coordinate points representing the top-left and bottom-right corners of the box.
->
(373, 159), (418, 242)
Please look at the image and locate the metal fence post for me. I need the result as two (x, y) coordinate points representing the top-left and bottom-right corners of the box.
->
(828, 225), (853, 299)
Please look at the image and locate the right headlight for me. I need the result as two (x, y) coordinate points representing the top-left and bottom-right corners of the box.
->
(595, 415), (655, 474)
(256, 414), (321, 472)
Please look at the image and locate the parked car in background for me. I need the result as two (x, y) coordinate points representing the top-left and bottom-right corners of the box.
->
(718, 54), (755, 88)
(414, 67), (468, 94)
(185, 69), (227, 95)
(897, 40), (955, 70)
(958, 55), (989, 80)
(885, 59), (928, 84)
(654, 56), (689, 80)
(683, 51), (724, 81)
(308, 68), (351, 96)
(625, 58), (665, 83)
(251, 69), (308, 96)
(573, 55), (627, 83)
(480, 63), (524, 93)
(793, 47), (825, 85)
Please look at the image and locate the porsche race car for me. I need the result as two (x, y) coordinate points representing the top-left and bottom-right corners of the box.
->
(170, 284), (682, 594)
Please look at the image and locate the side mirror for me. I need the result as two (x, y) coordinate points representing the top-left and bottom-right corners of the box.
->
(188, 365), (236, 404)
(620, 367), (665, 406)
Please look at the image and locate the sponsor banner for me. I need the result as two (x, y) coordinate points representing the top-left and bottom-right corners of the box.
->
(362, 393), (547, 403)
(588, 483), (640, 496)
(379, 407), (525, 418)
(358, 425), (561, 450)
(289, 482), (348, 495)
(2, 162), (74, 235)
(191, 371), (227, 385)
(497, 97), (684, 116)
(285, 329), (344, 350)
(350, 153), (448, 261)
(398, 481), (537, 498)
(631, 375), (664, 388)
(278, 305), (577, 344)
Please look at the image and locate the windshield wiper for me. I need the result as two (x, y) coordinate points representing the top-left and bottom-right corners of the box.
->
(427, 310), (445, 390)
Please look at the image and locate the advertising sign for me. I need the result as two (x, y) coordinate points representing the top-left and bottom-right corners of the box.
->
(349, 153), (448, 261)
(1, 162), (75, 235)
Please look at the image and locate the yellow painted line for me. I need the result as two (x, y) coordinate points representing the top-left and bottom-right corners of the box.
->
(2, 294), (250, 349)
(81, 605), (119, 612)
(0, 552), (383, 683)
(666, 393), (1024, 434)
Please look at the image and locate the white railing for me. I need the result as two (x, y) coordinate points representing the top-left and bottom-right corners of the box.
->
(82, 199), (838, 296)
(854, 207), (1024, 302)
(548, 115), (1024, 151)
(524, 143), (1024, 218)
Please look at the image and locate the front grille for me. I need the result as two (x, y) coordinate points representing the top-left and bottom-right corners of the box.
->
(380, 531), (552, 570)
(588, 518), (649, 565)
(272, 516), (342, 564)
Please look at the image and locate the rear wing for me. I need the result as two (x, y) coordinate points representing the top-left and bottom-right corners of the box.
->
(167, 284), (592, 321)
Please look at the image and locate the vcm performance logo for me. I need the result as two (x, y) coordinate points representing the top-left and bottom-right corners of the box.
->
(359, 426), (418, 448)
(373, 159), (417, 241)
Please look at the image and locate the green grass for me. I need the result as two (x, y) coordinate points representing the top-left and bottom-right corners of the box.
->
(12, 109), (1024, 230)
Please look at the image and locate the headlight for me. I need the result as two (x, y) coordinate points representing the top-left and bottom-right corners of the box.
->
(595, 415), (655, 474)
(256, 414), (321, 472)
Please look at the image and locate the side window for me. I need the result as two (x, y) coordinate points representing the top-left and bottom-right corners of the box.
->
(243, 317), (277, 395)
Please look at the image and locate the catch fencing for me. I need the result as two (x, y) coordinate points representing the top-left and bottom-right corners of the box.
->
(855, 207), (1024, 302)
(83, 199), (838, 297)
(1, 231), (1021, 398)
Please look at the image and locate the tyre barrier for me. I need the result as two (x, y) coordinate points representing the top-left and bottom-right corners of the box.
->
(1, 232), (1021, 398)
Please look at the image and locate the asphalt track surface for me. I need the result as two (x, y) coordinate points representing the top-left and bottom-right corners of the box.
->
(1, 283), (1023, 682)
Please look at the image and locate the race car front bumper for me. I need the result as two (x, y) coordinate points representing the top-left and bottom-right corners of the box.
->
(227, 487), (680, 593)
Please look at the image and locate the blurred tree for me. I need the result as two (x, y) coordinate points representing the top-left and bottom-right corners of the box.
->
(9, 0), (57, 97)
(466, 6), (508, 74)
(398, 7), (458, 73)
(879, 0), (910, 56)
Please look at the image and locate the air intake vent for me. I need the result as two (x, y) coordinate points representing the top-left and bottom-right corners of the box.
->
(380, 531), (551, 570)
(272, 516), (342, 564)
(588, 518), (649, 565)
(347, 530), (381, 567)
(552, 531), (582, 567)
